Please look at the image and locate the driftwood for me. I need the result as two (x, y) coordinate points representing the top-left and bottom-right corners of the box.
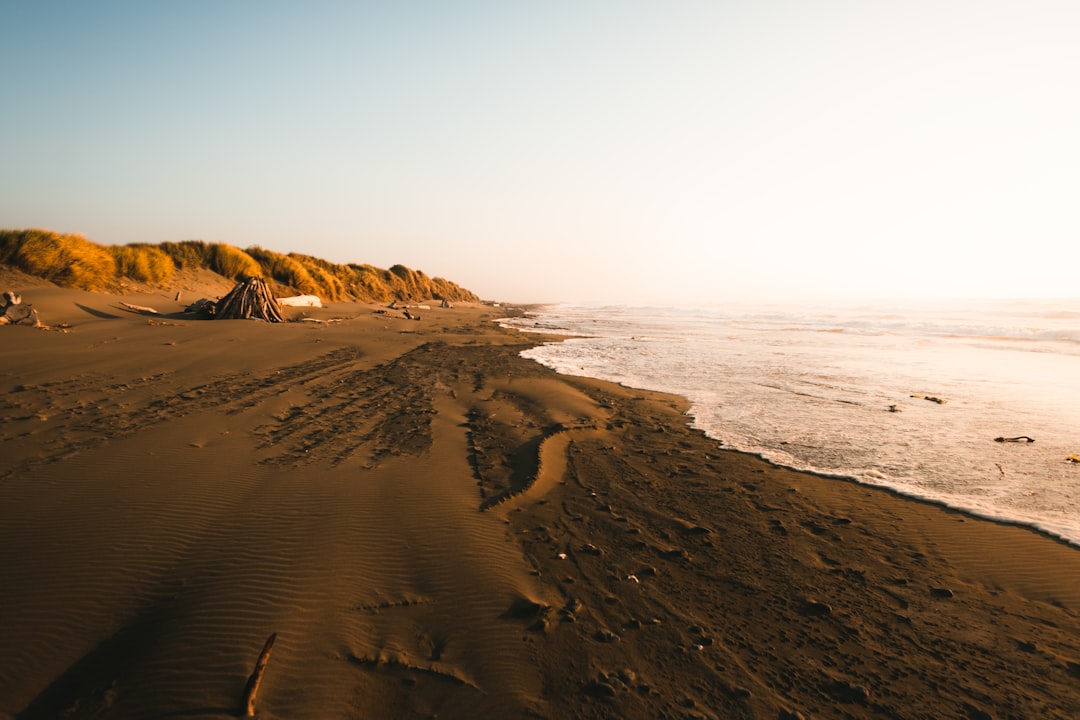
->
(0, 292), (43, 327)
(278, 295), (322, 308)
(241, 633), (276, 717)
(119, 301), (160, 315)
(185, 298), (217, 316)
(994, 436), (1035, 443)
(216, 277), (284, 322)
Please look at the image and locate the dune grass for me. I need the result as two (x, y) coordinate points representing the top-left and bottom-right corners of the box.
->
(110, 244), (175, 285)
(0, 229), (118, 291)
(0, 229), (480, 303)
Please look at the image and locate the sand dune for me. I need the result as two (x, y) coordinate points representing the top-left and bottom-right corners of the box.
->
(2, 284), (1080, 719)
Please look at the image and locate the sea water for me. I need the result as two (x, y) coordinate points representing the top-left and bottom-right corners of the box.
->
(501, 300), (1080, 545)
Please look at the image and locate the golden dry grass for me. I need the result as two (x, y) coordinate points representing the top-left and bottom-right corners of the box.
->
(0, 229), (117, 291)
(109, 244), (175, 285)
(0, 229), (480, 302)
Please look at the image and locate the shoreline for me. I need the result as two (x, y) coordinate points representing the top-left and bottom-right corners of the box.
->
(506, 303), (1080, 550)
(2, 285), (1080, 718)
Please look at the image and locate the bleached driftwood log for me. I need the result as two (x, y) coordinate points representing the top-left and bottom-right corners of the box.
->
(119, 302), (160, 315)
(278, 295), (322, 308)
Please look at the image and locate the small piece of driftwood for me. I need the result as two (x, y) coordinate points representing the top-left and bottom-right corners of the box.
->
(119, 302), (160, 315)
(241, 633), (277, 717)
(994, 436), (1035, 443)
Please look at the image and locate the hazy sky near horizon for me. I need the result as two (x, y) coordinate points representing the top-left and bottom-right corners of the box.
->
(2, 1), (1078, 304)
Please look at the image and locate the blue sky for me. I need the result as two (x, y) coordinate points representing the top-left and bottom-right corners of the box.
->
(3, 1), (1078, 303)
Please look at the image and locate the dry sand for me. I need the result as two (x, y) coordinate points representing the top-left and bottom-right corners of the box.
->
(2, 280), (1080, 719)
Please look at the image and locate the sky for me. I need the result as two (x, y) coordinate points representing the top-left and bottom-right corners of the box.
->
(2, 1), (1078, 304)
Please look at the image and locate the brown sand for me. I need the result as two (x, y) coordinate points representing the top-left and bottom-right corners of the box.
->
(2, 282), (1080, 719)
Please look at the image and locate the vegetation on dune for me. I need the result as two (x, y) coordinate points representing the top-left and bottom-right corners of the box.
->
(0, 229), (480, 303)
(0, 228), (118, 291)
(246, 246), (322, 297)
(157, 240), (262, 280)
(110, 244), (175, 285)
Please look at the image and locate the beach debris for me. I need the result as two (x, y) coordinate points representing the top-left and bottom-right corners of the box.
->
(994, 436), (1035, 443)
(0, 290), (43, 327)
(184, 297), (217, 316)
(216, 276), (284, 322)
(441, 298), (454, 308)
(825, 679), (870, 703)
(964, 706), (994, 720)
(583, 678), (619, 698)
(593, 628), (620, 643)
(119, 301), (160, 315)
(278, 294), (323, 308)
(887, 404), (901, 412)
(1067, 455), (1080, 464)
(911, 394), (946, 404)
(241, 632), (277, 717)
(801, 600), (833, 617)
(930, 586), (955, 599)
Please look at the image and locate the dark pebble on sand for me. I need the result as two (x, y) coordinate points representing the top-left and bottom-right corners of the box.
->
(594, 629), (621, 643)
(528, 618), (550, 634)
(930, 587), (955, 599)
(584, 680), (618, 698)
(826, 680), (870, 703)
(802, 600), (833, 617)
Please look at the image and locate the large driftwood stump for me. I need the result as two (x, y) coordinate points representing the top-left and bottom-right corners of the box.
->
(241, 633), (277, 717)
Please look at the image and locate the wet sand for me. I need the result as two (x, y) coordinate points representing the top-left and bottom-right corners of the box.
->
(2, 280), (1080, 719)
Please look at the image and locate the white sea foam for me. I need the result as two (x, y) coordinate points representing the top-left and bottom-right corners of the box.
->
(501, 299), (1080, 545)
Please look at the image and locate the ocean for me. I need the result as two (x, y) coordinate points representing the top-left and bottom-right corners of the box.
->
(500, 299), (1080, 546)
